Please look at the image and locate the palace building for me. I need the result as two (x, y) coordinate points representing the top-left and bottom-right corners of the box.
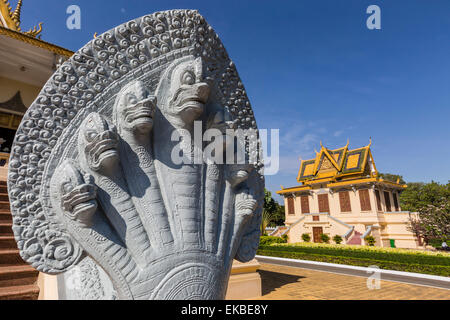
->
(277, 140), (420, 249)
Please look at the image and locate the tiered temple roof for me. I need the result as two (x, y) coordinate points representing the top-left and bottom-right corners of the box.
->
(278, 140), (406, 195)
(297, 140), (376, 182)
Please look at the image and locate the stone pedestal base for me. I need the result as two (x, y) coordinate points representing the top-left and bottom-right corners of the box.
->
(225, 259), (262, 300)
(37, 273), (59, 300)
(38, 258), (262, 300)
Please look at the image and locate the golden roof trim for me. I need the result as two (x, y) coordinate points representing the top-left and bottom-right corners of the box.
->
(276, 185), (312, 195)
(326, 178), (377, 188)
(0, 0), (43, 37)
(278, 177), (406, 195)
(377, 178), (407, 188)
(326, 177), (406, 189)
(304, 177), (335, 185)
(0, 25), (73, 57)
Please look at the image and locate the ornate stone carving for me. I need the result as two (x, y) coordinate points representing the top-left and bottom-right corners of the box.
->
(8, 10), (264, 300)
(60, 256), (117, 300)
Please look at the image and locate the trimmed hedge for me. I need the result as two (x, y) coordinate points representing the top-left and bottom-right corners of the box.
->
(259, 236), (287, 246)
(429, 238), (448, 249)
(257, 243), (450, 276)
(257, 249), (450, 277)
(260, 244), (450, 266)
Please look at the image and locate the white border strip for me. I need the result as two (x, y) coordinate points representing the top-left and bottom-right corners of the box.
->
(256, 255), (450, 290)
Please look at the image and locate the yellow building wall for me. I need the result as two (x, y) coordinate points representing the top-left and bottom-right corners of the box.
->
(283, 186), (420, 249)
(379, 212), (420, 249)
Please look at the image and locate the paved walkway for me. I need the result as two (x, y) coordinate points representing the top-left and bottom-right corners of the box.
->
(257, 263), (450, 300)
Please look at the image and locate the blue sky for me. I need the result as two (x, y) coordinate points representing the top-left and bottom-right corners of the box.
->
(18, 0), (450, 202)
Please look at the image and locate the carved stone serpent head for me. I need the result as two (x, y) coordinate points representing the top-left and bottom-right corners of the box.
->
(113, 80), (156, 135)
(8, 10), (264, 299)
(49, 160), (97, 228)
(78, 113), (119, 174)
(156, 56), (211, 128)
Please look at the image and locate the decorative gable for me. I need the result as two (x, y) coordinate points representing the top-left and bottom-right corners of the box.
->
(316, 152), (338, 179)
(329, 147), (347, 170)
(297, 140), (376, 183)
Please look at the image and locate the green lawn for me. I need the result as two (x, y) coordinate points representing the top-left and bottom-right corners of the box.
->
(257, 242), (450, 277)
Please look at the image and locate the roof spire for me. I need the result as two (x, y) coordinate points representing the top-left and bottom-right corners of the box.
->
(0, 0), (43, 37)
(11, 0), (22, 29)
(368, 137), (372, 148)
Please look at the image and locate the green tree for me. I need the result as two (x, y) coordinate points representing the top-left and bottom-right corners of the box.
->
(263, 189), (285, 227)
(320, 234), (330, 244)
(333, 235), (343, 244)
(400, 181), (449, 212)
(272, 205), (285, 226)
(409, 203), (450, 244)
(302, 233), (311, 242)
(365, 235), (376, 246)
(260, 210), (274, 236)
(264, 189), (278, 214)
(401, 181), (450, 244)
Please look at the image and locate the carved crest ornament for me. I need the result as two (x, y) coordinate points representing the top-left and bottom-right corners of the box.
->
(8, 10), (264, 300)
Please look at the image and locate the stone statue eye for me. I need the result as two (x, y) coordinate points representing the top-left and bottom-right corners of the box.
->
(181, 71), (195, 85)
(128, 95), (138, 105)
(63, 182), (74, 193)
(85, 130), (97, 142)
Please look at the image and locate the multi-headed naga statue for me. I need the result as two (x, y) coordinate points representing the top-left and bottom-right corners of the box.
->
(8, 10), (264, 300)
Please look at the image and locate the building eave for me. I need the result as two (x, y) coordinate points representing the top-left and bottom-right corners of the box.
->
(0, 26), (73, 58)
(327, 178), (378, 188)
(327, 178), (407, 189)
(276, 185), (312, 195)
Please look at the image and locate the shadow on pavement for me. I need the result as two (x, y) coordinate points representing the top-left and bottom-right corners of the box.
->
(258, 269), (305, 296)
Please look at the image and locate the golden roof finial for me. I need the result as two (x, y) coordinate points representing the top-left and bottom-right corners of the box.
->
(0, 0), (44, 38)
(11, 0), (22, 29)
(345, 139), (349, 148)
(368, 137), (372, 148)
(24, 21), (42, 38)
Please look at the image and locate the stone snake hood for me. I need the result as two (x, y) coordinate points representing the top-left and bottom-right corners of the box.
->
(8, 9), (264, 300)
